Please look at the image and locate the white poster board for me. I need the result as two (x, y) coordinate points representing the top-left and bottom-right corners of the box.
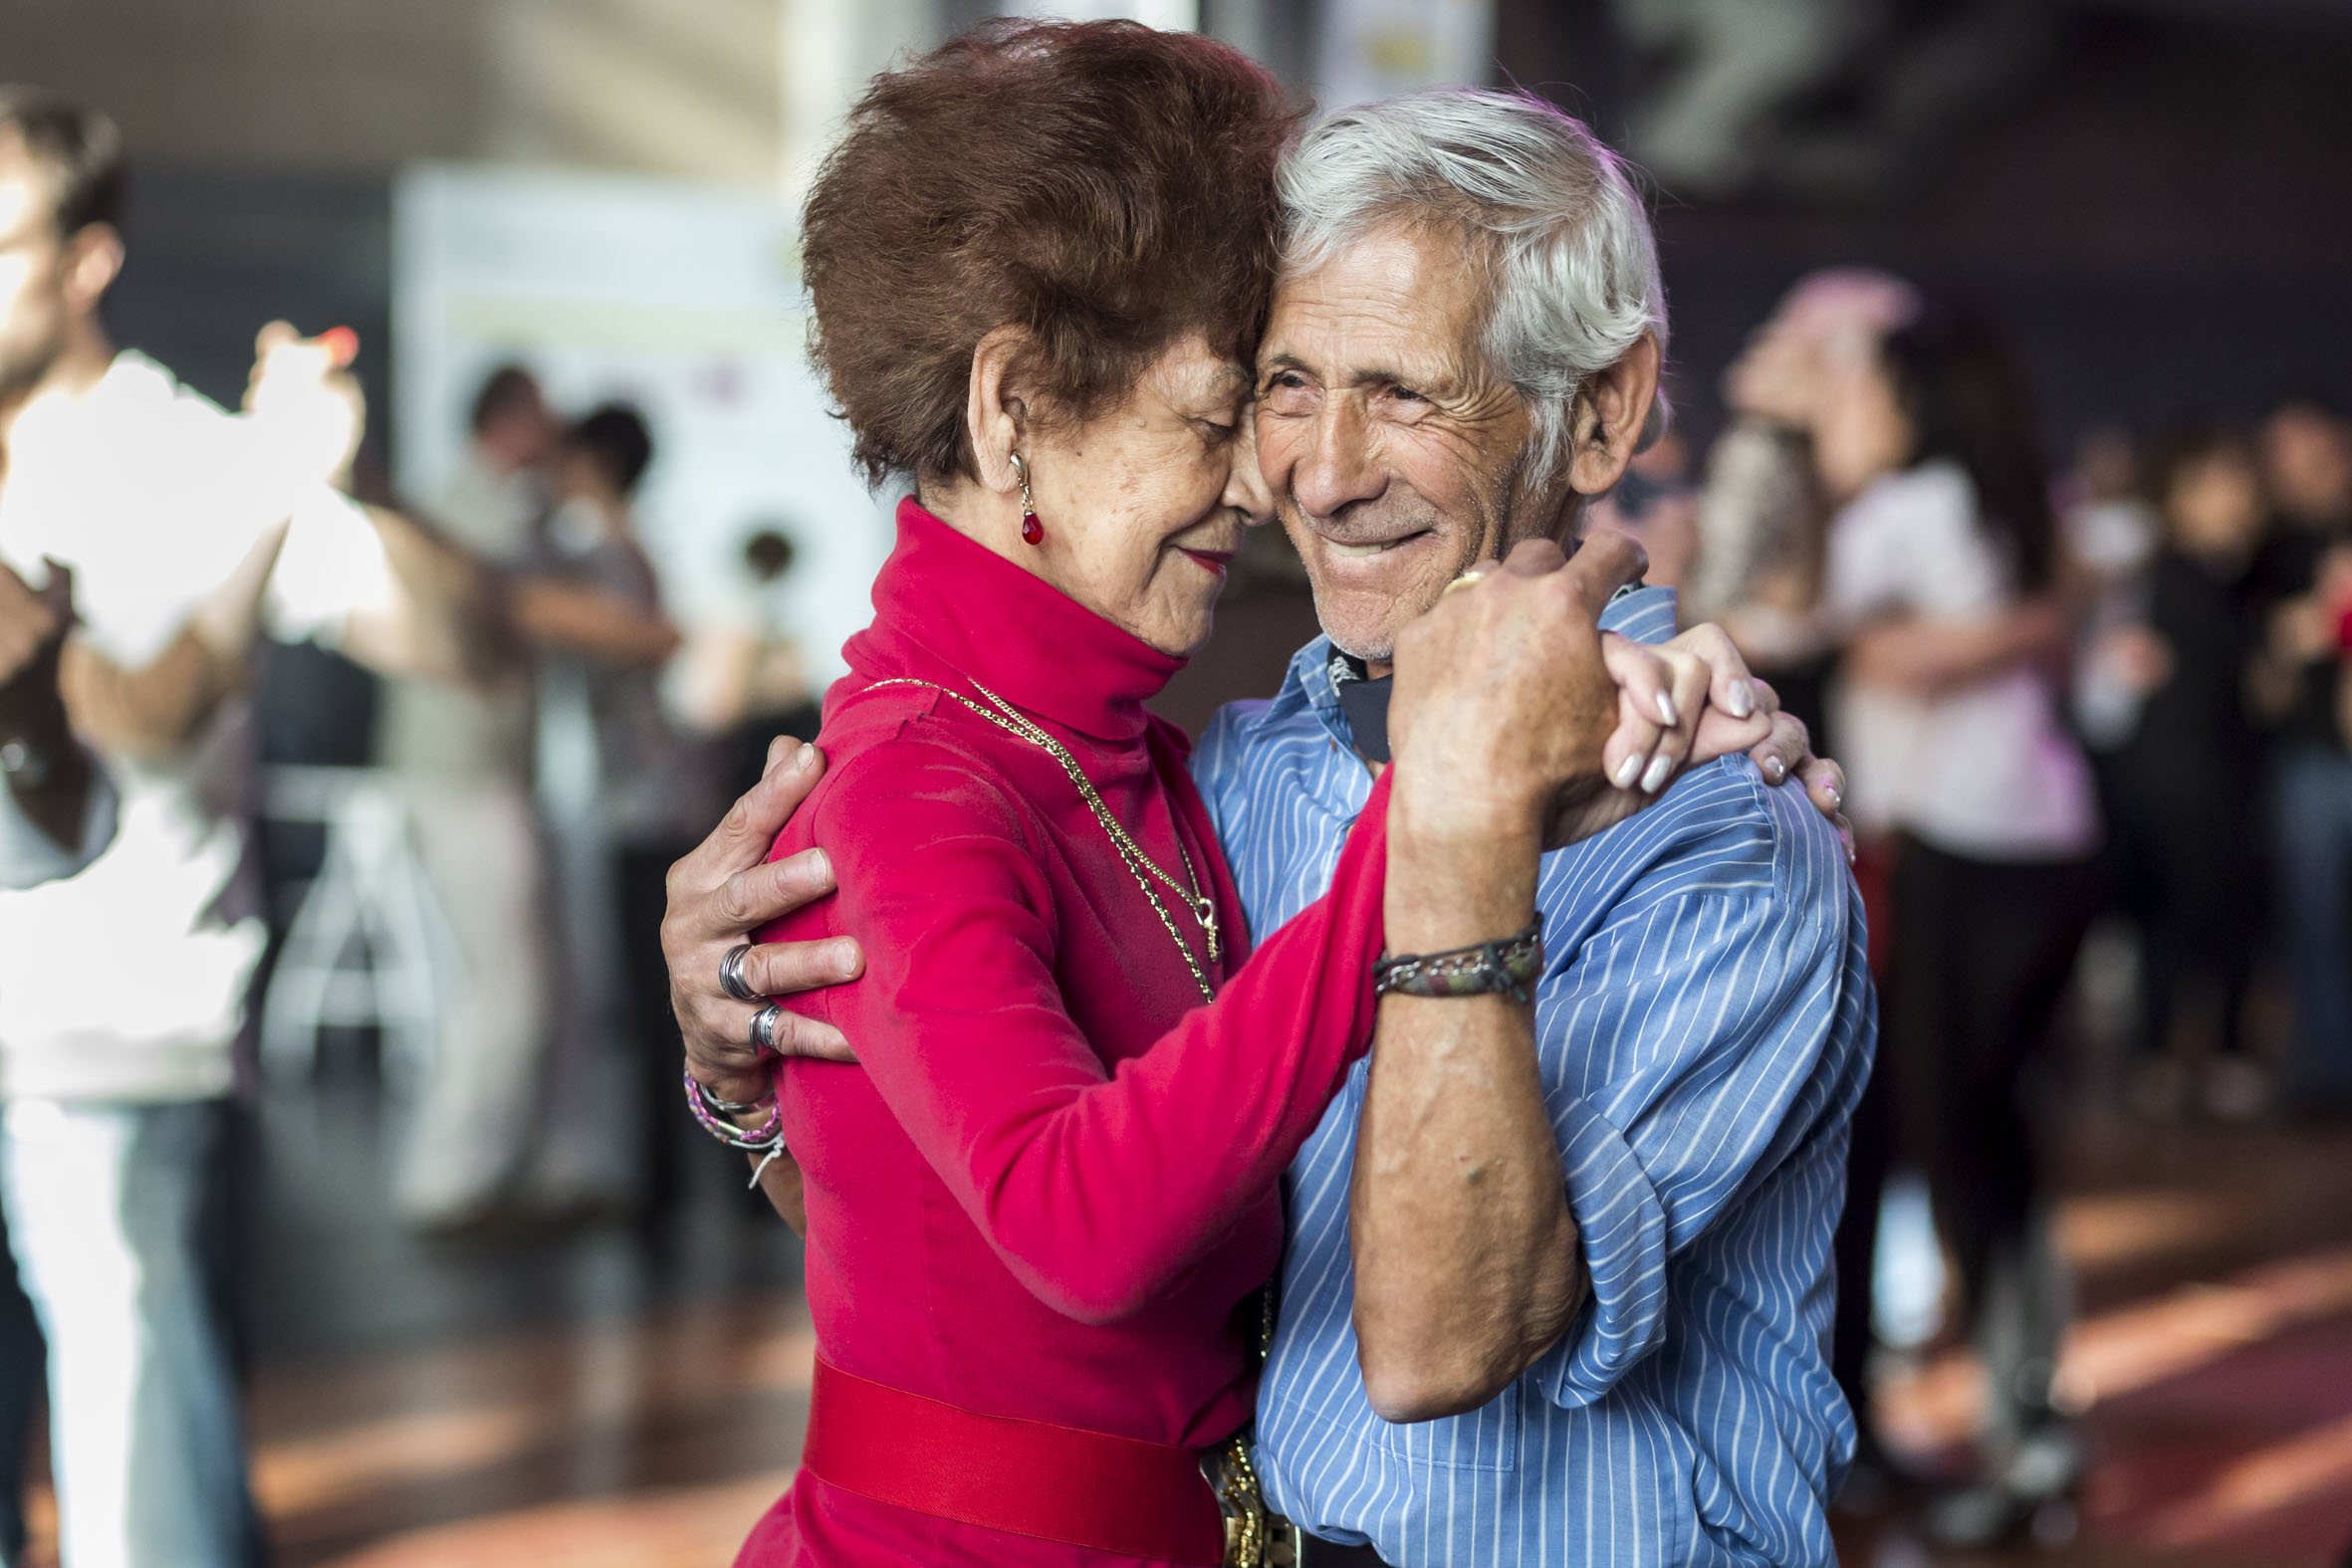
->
(391, 163), (893, 690)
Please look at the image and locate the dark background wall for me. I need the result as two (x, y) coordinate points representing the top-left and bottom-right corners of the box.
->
(1497, 4), (2352, 454)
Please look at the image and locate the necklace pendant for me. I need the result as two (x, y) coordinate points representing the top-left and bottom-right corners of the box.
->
(1199, 902), (1221, 964)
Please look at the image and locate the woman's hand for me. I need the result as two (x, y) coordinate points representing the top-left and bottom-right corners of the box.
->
(1565, 618), (1853, 855)
(661, 738), (864, 1106)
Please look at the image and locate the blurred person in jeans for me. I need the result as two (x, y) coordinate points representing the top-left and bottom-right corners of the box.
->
(517, 404), (715, 1215)
(2087, 428), (2270, 1120)
(1814, 293), (2098, 1546)
(374, 364), (559, 1229)
(0, 87), (501, 1568)
(2246, 389), (2352, 1111)
(0, 556), (112, 1568)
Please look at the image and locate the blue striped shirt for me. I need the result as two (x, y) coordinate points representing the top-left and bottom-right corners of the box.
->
(1190, 587), (1875, 1567)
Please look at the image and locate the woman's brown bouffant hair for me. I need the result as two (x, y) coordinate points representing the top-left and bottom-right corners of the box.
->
(801, 20), (1299, 487)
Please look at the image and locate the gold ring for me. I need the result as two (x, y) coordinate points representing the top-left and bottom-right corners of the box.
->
(1442, 570), (1488, 597)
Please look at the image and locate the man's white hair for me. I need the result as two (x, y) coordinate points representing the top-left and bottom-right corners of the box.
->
(1279, 90), (1668, 495)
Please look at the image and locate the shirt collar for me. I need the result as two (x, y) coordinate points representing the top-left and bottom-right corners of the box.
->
(847, 496), (1182, 744)
(1272, 582), (1682, 755)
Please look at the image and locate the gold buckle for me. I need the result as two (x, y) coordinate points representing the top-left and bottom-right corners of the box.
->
(1211, 1437), (1300, 1568)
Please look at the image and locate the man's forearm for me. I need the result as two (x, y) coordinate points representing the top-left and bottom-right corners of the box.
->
(1350, 769), (1585, 1423)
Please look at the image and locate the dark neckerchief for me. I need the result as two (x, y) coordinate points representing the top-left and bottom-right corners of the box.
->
(1328, 650), (1394, 765)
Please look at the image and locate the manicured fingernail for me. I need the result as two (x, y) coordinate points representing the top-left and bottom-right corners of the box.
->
(1728, 681), (1755, 720)
(1765, 756), (1786, 782)
(1614, 754), (1643, 789)
(1824, 784), (1842, 808)
(832, 941), (859, 973)
(1641, 754), (1674, 794)
(810, 848), (833, 885)
(1654, 691), (1678, 727)
(793, 742), (818, 772)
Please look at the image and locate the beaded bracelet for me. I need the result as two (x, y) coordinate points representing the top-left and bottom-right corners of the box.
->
(1373, 920), (1544, 1005)
(683, 1063), (785, 1164)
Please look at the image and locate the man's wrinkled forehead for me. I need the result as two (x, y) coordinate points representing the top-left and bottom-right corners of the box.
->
(1262, 220), (1486, 390)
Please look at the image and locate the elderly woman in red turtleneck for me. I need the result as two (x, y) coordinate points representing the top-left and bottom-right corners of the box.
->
(710, 22), (1755, 1567)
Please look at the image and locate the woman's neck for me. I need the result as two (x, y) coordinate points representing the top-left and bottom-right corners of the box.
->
(916, 473), (1039, 575)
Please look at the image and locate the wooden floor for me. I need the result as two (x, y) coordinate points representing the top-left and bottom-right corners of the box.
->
(14, 1083), (2352, 1566)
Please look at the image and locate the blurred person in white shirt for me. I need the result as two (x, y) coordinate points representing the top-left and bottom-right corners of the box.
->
(0, 86), (500, 1568)
(373, 364), (558, 1229)
(1812, 292), (2097, 1547)
(0, 556), (112, 1568)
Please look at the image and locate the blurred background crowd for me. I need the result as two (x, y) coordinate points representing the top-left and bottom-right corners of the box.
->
(1, 0), (2350, 1565)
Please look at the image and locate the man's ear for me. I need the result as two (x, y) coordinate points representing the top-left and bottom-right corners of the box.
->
(965, 325), (1038, 498)
(61, 223), (123, 317)
(1565, 332), (1662, 497)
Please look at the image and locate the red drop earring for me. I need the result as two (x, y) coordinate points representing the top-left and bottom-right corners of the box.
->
(1010, 451), (1044, 546)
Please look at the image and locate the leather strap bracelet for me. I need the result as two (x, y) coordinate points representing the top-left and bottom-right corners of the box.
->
(1374, 919), (1544, 1005)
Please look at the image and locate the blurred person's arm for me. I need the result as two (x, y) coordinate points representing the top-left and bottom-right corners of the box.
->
(0, 558), (105, 867)
(675, 623), (816, 735)
(242, 323), (513, 686)
(336, 504), (516, 685)
(508, 575), (681, 667)
(1842, 595), (2070, 695)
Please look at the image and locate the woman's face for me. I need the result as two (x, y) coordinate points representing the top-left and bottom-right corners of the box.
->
(1020, 336), (1271, 657)
(1811, 353), (1915, 502)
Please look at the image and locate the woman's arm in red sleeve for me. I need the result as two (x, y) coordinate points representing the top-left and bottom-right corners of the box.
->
(813, 737), (1391, 1325)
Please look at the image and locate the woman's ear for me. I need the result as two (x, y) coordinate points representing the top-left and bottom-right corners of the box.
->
(966, 325), (1037, 498)
(1566, 333), (1663, 497)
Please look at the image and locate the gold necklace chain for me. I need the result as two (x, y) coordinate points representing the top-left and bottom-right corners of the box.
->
(866, 677), (1219, 1003)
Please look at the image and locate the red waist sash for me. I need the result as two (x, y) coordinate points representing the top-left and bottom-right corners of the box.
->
(800, 1357), (1229, 1565)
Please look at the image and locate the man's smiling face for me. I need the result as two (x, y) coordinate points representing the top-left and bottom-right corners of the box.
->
(1254, 218), (1550, 667)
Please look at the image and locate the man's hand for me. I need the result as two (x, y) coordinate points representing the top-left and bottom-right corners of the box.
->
(1387, 535), (1641, 842)
(245, 322), (364, 492)
(663, 737), (864, 1105)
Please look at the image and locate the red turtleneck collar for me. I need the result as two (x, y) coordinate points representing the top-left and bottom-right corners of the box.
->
(843, 497), (1183, 745)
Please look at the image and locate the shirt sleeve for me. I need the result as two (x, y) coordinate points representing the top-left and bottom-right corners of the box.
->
(264, 486), (396, 645)
(0, 754), (116, 889)
(1530, 875), (1854, 1409)
(786, 735), (1392, 1326)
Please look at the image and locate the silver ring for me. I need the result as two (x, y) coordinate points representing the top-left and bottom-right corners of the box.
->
(749, 1002), (785, 1053)
(719, 942), (758, 1003)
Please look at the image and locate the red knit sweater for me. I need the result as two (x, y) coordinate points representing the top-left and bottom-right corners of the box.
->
(737, 500), (1391, 1566)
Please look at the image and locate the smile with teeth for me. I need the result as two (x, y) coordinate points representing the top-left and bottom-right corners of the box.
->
(1322, 532), (1427, 559)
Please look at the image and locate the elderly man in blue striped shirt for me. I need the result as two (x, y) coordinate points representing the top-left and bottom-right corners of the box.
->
(1190, 93), (1874, 1567)
(667, 87), (1873, 1568)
